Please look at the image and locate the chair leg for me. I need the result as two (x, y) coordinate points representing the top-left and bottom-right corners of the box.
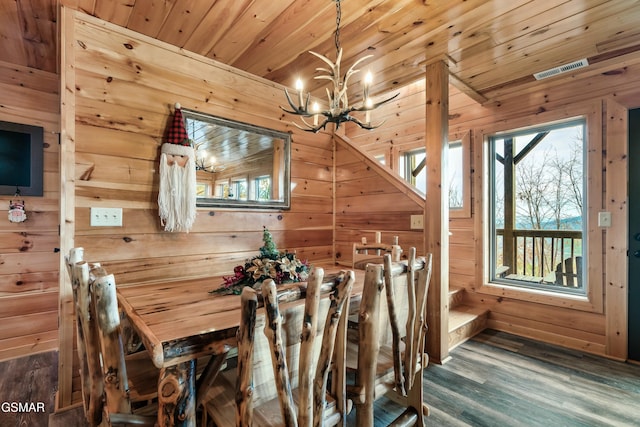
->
(406, 355), (429, 426)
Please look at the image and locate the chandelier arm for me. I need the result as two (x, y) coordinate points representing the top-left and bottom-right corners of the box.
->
(345, 55), (373, 78)
(342, 55), (373, 89)
(303, 92), (311, 112)
(309, 50), (336, 68)
(314, 67), (333, 74)
(281, 89), (314, 116)
(282, 88), (301, 113)
(291, 117), (329, 133)
(356, 92), (400, 111)
(348, 115), (387, 130)
(325, 87), (340, 112)
(299, 115), (318, 128)
(314, 75), (335, 82)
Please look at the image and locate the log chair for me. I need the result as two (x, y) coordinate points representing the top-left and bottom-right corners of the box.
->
(202, 267), (355, 426)
(66, 249), (160, 426)
(352, 232), (403, 270)
(79, 262), (159, 426)
(67, 249), (229, 426)
(346, 248), (433, 427)
(66, 248), (103, 426)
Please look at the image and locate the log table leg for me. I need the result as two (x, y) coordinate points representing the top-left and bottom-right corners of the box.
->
(158, 360), (196, 426)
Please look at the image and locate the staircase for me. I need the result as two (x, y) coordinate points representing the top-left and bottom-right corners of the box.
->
(448, 287), (488, 351)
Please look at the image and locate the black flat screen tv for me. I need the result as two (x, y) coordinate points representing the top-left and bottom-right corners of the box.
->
(0, 120), (44, 197)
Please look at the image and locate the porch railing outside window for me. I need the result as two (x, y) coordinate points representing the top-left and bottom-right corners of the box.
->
(495, 229), (583, 288)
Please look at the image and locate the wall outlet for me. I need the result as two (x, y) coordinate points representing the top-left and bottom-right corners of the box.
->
(410, 214), (424, 229)
(598, 211), (612, 228)
(91, 207), (123, 227)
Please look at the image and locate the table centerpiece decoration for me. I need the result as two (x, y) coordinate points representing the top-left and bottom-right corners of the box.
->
(211, 227), (311, 295)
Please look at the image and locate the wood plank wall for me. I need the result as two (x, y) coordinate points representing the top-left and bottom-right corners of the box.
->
(345, 53), (640, 359)
(333, 135), (424, 266)
(70, 13), (334, 281)
(57, 11), (334, 406)
(0, 61), (60, 361)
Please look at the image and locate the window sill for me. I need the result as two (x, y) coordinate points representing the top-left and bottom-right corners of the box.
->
(477, 281), (599, 313)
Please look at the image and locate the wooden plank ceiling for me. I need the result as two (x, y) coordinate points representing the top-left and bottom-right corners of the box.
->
(3, 0), (640, 103)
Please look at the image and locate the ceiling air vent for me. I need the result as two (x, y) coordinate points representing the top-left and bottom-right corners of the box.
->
(533, 58), (589, 80)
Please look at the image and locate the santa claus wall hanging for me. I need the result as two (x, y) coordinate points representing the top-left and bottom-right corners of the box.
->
(158, 104), (196, 232)
(8, 198), (27, 223)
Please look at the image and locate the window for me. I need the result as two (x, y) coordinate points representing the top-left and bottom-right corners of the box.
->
(196, 183), (210, 197)
(488, 119), (586, 294)
(399, 149), (426, 194)
(230, 178), (247, 200)
(255, 176), (271, 201)
(214, 180), (227, 198)
(448, 141), (464, 209)
(398, 136), (468, 213)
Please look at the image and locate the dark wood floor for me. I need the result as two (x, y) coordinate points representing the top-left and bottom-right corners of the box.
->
(5, 330), (639, 426)
(0, 349), (57, 427)
(368, 330), (640, 427)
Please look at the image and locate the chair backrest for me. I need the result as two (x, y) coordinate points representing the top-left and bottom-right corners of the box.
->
(352, 233), (402, 269)
(236, 267), (354, 427)
(353, 248), (433, 426)
(90, 268), (134, 417)
(67, 249), (156, 427)
(66, 248), (104, 426)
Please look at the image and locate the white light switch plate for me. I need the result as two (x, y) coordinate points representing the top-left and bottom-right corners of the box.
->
(91, 207), (123, 227)
(598, 211), (611, 228)
(410, 214), (424, 229)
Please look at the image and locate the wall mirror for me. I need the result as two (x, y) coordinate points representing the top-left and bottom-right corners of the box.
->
(182, 109), (291, 209)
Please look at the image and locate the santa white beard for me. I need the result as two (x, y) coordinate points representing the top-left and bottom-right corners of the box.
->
(158, 143), (196, 232)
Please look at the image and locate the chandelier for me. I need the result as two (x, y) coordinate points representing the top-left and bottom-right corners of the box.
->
(281, 0), (398, 133)
(195, 151), (226, 174)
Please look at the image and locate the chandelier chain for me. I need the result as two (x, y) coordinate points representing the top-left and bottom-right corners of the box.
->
(334, 0), (341, 55)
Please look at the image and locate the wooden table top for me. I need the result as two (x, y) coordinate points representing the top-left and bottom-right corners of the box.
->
(117, 266), (364, 369)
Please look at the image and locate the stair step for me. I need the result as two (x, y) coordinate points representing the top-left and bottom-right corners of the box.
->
(449, 286), (466, 309)
(448, 305), (489, 351)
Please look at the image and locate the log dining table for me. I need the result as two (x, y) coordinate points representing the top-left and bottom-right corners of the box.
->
(116, 266), (365, 426)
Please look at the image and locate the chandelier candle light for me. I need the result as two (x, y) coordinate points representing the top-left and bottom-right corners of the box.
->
(281, 0), (398, 133)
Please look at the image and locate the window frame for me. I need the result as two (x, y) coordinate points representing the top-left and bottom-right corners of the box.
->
(475, 103), (603, 313)
(487, 119), (586, 295)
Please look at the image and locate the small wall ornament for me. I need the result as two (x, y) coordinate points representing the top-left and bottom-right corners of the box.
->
(8, 199), (27, 223)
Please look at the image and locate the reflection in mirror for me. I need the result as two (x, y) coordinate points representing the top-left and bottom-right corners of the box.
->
(182, 110), (291, 209)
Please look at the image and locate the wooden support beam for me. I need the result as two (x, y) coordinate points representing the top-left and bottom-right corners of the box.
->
(448, 71), (488, 105)
(604, 98), (628, 360)
(57, 5), (77, 409)
(424, 60), (450, 364)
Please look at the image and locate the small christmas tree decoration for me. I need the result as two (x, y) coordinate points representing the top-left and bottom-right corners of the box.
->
(259, 227), (280, 258)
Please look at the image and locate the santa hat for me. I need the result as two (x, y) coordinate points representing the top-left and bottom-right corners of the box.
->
(158, 104), (196, 232)
(164, 106), (191, 147)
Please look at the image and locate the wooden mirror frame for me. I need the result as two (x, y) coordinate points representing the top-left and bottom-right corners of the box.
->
(182, 110), (291, 210)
